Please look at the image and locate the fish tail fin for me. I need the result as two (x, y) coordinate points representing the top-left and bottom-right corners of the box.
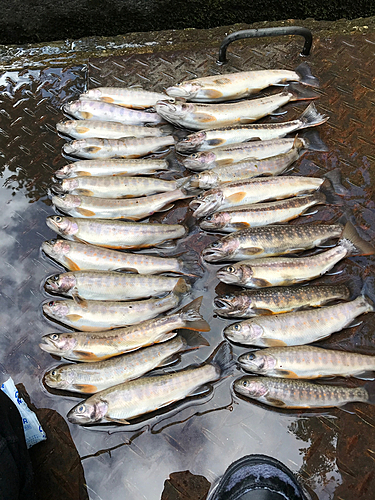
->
(175, 175), (193, 189)
(298, 102), (328, 129)
(288, 83), (320, 102)
(206, 341), (234, 378)
(179, 329), (210, 349)
(172, 277), (191, 297)
(158, 124), (175, 136)
(339, 221), (375, 256)
(300, 129), (328, 152)
(312, 191), (327, 205)
(363, 383), (375, 405)
(295, 62), (320, 87)
(321, 168), (348, 197)
(179, 296), (210, 331)
(179, 186), (201, 198)
(360, 277), (375, 312)
(177, 251), (203, 277)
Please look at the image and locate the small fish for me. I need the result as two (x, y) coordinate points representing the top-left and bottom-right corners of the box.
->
(238, 345), (375, 379)
(155, 84), (318, 130)
(200, 193), (326, 233)
(166, 63), (319, 102)
(39, 296), (210, 361)
(45, 270), (190, 302)
(54, 159), (169, 179)
(42, 239), (201, 276)
(234, 376), (370, 409)
(176, 103), (327, 152)
(62, 136), (174, 160)
(82, 87), (175, 109)
(214, 284), (350, 318)
(44, 333), (206, 394)
(63, 98), (165, 125)
(67, 341), (233, 424)
(42, 277), (189, 331)
(46, 216), (186, 249)
(224, 294), (374, 347)
(57, 119), (173, 140)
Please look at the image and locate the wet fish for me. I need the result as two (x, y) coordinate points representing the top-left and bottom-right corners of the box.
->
(67, 341), (233, 424)
(46, 216), (186, 249)
(45, 270), (190, 302)
(42, 278), (189, 331)
(238, 345), (375, 379)
(62, 136), (174, 160)
(214, 284), (350, 318)
(182, 131), (326, 171)
(224, 294), (374, 347)
(202, 222), (354, 262)
(53, 175), (189, 199)
(176, 103), (327, 152)
(200, 193), (326, 233)
(57, 119), (173, 140)
(217, 232), (375, 289)
(44, 333), (206, 394)
(63, 98), (165, 125)
(234, 376), (370, 409)
(190, 175), (325, 218)
(54, 159), (169, 179)
(82, 87), (175, 109)
(156, 85), (318, 131)
(52, 188), (193, 220)
(39, 297), (210, 361)
(41, 239), (201, 276)
(166, 63), (319, 103)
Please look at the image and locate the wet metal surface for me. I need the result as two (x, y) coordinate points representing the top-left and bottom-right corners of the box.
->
(0, 20), (375, 500)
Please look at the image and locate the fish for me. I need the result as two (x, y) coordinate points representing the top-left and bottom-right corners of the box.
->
(62, 136), (174, 160)
(200, 193), (326, 233)
(67, 341), (233, 424)
(214, 284), (350, 318)
(46, 216), (186, 249)
(190, 175), (325, 218)
(155, 84), (318, 130)
(238, 345), (375, 379)
(44, 270), (190, 302)
(39, 296), (210, 361)
(224, 294), (374, 347)
(202, 222), (354, 262)
(166, 63), (319, 102)
(182, 130), (326, 171)
(44, 332), (206, 394)
(233, 376), (371, 409)
(176, 103), (327, 152)
(217, 229), (375, 288)
(57, 120), (173, 140)
(51, 188), (194, 221)
(81, 87), (175, 109)
(63, 98), (165, 125)
(53, 175), (190, 199)
(54, 159), (169, 179)
(42, 277), (189, 331)
(41, 239), (201, 276)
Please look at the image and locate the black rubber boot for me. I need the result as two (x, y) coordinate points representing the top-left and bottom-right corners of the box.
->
(209, 454), (309, 500)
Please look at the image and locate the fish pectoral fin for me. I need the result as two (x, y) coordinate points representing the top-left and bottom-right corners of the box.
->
(73, 384), (98, 393)
(213, 78), (231, 85)
(64, 257), (81, 271)
(266, 397), (287, 407)
(227, 192), (247, 203)
(201, 89), (224, 98)
(75, 189), (94, 196)
(114, 267), (139, 273)
(193, 113), (217, 123)
(72, 350), (101, 361)
(231, 222), (250, 230)
(155, 241), (176, 249)
(80, 112), (93, 119)
(72, 291), (88, 309)
(276, 369), (299, 378)
(106, 416), (130, 425)
(239, 117), (256, 124)
(242, 247), (263, 255)
(206, 138), (225, 147)
(77, 207), (96, 217)
(251, 308), (274, 316)
(66, 314), (83, 322)
(86, 146), (102, 154)
(75, 126), (91, 134)
(251, 278), (273, 288)
(101, 97), (114, 103)
(261, 338), (287, 347)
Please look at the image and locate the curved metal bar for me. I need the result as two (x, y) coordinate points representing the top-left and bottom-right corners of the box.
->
(217, 27), (313, 64)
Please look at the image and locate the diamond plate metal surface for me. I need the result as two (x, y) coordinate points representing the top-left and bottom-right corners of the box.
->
(0, 26), (375, 500)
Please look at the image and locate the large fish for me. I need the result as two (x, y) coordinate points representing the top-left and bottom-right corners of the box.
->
(42, 278), (189, 331)
(176, 103), (327, 152)
(41, 239), (201, 276)
(214, 284), (350, 318)
(81, 87), (174, 109)
(46, 216), (186, 249)
(67, 341), (233, 424)
(155, 85), (318, 130)
(54, 159), (169, 179)
(234, 376), (371, 409)
(39, 296), (210, 361)
(166, 63), (319, 103)
(238, 345), (375, 379)
(224, 294), (374, 347)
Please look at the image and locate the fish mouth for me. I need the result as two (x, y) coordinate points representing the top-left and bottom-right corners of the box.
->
(166, 86), (191, 98)
(214, 297), (234, 311)
(39, 337), (61, 355)
(201, 247), (225, 262)
(189, 198), (218, 218)
(63, 142), (78, 155)
(216, 270), (239, 284)
(51, 183), (65, 194)
(67, 409), (91, 425)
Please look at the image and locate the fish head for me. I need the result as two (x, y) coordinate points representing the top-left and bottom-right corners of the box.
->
(44, 366), (75, 390)
(182, 151), (216, 171)
(56, 120), (76, 136)
(217, 263), (252, 285)
(166, 82), (202, 100)
(176, 132), (207, 153)
(214, 292), (250, 316)
(238, 351), (274, 374)
(63, 99), (84, 119)
(191, 171), (217, 190)
(45, 273), (77, 294)
(39, 332), (77, 356)
(60, 178), (79, 192)
(43, 300), (70, 320)
(201, 237), (238, 262)
(63, 140), (86, 156)
(189, 190), (223, 218)
(224, 320), (263, 344)
(67, 399), (108, 424)
(154, 100), (193, 125)
(54, 164), (76, 179)
(51, 194), (82, 213)
(234, 377), (268, 399)
(200, 211), (231, 230)
(41, 239), (70, 259)
(46, 215), (79, 238)
(82, 88), (103, 100)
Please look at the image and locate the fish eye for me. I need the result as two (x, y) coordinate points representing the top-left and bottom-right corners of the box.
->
(175, 83), (181, 86)
(54, 216), (62, 223)
(77, 405), (86, 413)
(191, 154), (197, 159)
(242, 380), (249, 387)
(51, 275), (60, 282)
(211, 241), (219, 247)
(206, 215), (212, 221)
(247, 353), (256, 361)
(234, 324), (241, 331)
(51, 370), (57, 377)
(227, 266), (235, 273)
(48, 301), (55, 307)
(50, 334), (59, 340)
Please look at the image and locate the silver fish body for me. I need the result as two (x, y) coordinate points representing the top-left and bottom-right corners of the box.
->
(54, 159), (169, 179)
(82, 87), (174, 109)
